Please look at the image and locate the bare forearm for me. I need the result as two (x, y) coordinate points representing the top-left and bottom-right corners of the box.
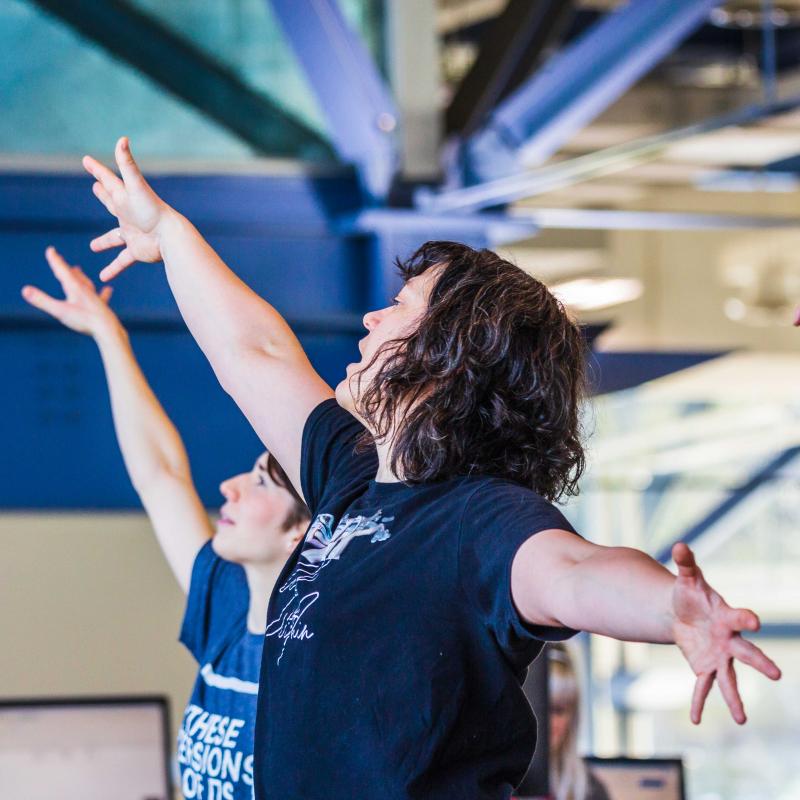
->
(157, 211), (305, 386)
(83, 139), (331, 488)
(553, 546), (676, 643)
(152, 210), (333, 491)
(94, 319), (192, 495)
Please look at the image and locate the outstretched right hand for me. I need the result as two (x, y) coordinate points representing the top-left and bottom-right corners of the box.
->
(22, 247), (118, 338)
(83, 136), (174, 281)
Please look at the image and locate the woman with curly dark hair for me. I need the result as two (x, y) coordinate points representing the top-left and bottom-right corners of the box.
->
(352, 240), (587, 500)
(59, 138), (779, 800)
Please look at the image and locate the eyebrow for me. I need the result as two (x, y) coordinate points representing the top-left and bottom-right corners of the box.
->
(402, 280), (422, 298)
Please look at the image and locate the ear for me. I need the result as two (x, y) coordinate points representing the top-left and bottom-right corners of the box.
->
(285, 523), (306, 553)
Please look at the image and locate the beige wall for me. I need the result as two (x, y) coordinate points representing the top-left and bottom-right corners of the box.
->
(0, 512), (196, 744)
(597, 188), (800, 352)
(509, 186), (800, 354)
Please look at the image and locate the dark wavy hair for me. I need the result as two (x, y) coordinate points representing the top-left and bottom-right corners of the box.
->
(265, 453), (310, 530)
(355, 241), (587, 502)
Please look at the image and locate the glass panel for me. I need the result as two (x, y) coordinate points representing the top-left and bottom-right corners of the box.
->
(0, 0), (255, 160)
(564, 359), (800, 615)
(0, 0), (384, 161)
(619, 640), (800, 800)
(129, 0), (385, 124)
(568, 354), (800, 799)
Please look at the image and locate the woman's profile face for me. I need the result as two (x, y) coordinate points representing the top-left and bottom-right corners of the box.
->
(212, 452), (300, 565)
(335, 267), (441, 423)
(549, 698), (574, 757)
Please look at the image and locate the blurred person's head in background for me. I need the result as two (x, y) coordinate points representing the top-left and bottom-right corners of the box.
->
(549, 644), (610, 800)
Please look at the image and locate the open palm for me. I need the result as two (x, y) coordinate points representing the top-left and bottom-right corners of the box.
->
(670, 543), (781, 725)
(22, 247), (116, 336)
(83, 137), (171, 280)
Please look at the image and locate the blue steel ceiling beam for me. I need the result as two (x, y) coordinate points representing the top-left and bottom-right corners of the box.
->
(462, 0), (723, 185)
(28, 0), (334, 161)
(445, 0), (577, 138)
(344, 206), (799, 311)
(653, 446), (800, 565)
(589, 352), (726, 396)
(342, 209), (537, 243)
(752, 623), (800, 639)
(510, 207), (800, 231)
(268, 0), (400, 201)
(421, 91), (800, 213)
(343, 207), (800, 241)
(343, 209), (536, 310)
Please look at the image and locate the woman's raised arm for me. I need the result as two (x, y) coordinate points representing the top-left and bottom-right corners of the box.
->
(22, 248), (210, 591)
(82, 137), (333, 497)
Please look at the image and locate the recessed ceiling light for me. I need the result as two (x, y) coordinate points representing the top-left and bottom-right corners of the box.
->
(551, 277), (643, 311)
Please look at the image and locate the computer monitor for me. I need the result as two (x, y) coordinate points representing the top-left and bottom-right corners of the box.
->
(585, 756), (686, 800)
(0, 695), (172, 800)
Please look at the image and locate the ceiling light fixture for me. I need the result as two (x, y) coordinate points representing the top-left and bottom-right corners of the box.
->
(551, 277), (643, 311)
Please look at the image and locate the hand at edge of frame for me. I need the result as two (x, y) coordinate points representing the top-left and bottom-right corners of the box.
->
(670, 542), (781, 726)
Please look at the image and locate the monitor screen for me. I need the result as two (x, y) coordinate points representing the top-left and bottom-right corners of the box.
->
(0, 697), (171, 800)
(585, 757), (685, 800)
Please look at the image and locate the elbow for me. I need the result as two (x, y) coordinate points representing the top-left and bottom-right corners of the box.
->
(212, 341), (259, 398)
(130, 471), (161, 500)
(213, 339), (289, 399)
(205, 340), (240, 398)
(133, 464), (192, 501)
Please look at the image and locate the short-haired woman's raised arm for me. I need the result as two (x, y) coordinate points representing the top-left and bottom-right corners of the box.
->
(81, 137), (333, 496)
(22, 247), (210, 591)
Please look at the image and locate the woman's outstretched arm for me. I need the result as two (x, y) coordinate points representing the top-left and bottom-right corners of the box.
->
(23, 247), (211, 591)
(81, 137), (333, 496)
(511, 534), (781, 726)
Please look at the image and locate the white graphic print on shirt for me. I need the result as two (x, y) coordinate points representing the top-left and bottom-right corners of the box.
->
(266, 510), (393, 664)
(178, 703), (254, 800)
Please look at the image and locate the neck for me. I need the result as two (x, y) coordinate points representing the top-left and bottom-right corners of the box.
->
(348, 399), (402, 482)
(242, 561), (285, 634)
(374, 436), (402, 483)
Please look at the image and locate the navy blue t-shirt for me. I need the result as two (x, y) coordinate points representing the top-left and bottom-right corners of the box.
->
(179, 542), (262, 800)
(253, 400), (577, 800)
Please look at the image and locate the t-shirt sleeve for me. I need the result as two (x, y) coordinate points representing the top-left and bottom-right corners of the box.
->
(179, 541), (249, 663)
(300, 398), (377, 515)
(458, 481), (580, 657)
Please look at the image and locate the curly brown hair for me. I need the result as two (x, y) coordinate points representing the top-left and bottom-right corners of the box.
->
(355, 241), (587, 502)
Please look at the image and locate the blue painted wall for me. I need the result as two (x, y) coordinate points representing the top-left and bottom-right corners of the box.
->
(1, 169), (370, 509)
(0, 171), (720, 509)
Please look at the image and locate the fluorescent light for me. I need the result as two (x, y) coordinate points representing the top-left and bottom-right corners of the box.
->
(667, 128), (800, 166)
(505, 247), (607, 281)
(724, 297), (748, 321)
(551, 277), (643, 311)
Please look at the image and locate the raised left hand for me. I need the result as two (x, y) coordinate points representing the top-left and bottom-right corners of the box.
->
(22, 247), (116, 337)
(671, 542), (781, 725)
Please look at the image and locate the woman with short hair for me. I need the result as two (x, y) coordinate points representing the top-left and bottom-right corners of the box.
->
(23, 247), (309, 800)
